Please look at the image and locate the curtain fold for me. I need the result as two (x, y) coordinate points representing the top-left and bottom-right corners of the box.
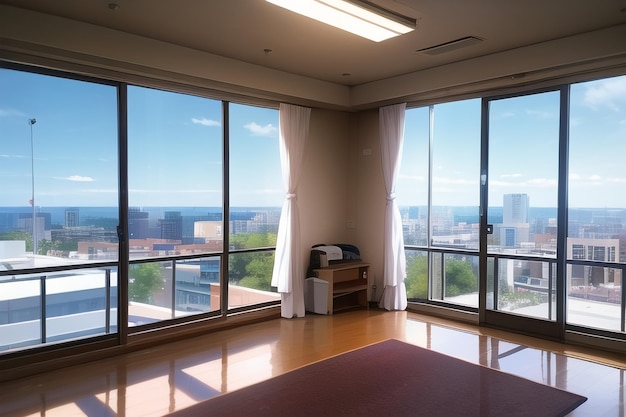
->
(379, 103), (408, 311)
(271, 103), (311, 318)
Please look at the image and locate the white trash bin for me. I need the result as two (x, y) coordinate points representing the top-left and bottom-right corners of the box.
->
(305, 277), (328, 314)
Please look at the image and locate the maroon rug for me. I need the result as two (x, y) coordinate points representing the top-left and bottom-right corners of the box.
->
(167, 339), (586, 417)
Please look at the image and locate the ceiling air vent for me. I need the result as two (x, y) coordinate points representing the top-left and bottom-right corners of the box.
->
(416, 36), (483, 55)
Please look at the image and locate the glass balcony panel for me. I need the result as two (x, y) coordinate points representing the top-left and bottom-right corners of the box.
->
(174, 257), (220, 316)
(405, 249), (428, 300)
(0, 277), (41, 351)
(442, 253), (479, 307)
(567, 265), (622, 332)
(228, 252), (279, 309)
(495, 259), (555, 320)
(128, 261), (172, 325)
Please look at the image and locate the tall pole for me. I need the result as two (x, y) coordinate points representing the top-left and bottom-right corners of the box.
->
(29, 118), (37, 256)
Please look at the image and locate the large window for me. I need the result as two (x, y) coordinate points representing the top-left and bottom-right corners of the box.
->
(567, 75), (626, 332)
(228, 103), (281, 309)
(0, 65), (282, 354)
(0, 68), (119, 351)
(400, 99), (481, 307)
(400, 74), (626, 338)
(485, 91), (560, 320)
(127, 86), (223, 323)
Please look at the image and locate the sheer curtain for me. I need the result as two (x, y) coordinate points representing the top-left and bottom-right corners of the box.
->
(379, 103), (408, 311)
(271, 103), (311, 318)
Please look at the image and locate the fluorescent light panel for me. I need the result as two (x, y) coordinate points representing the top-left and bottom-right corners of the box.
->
(267, 0), (416, 42)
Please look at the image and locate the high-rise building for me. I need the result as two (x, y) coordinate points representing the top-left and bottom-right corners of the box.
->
(65, 207), (79, 227)
(129, 207), (149, 239)
(160, 211), (183, 241)
(503, 194), (529, 224)
(500, 194), (530, 247)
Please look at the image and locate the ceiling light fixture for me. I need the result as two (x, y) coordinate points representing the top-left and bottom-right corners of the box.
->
(266, 0), (416, 42)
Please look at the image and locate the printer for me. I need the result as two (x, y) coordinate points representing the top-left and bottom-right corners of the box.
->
(306, 243), (361, 276)
(311, 245), (343, 268)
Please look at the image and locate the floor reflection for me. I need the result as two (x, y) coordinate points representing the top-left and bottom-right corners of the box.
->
(0, 310), (623, 416)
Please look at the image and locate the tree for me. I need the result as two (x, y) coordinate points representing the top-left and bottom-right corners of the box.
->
(405, 254), (428, 299)
(129, 263), (163, 303)
(0, 231), (33, 252)
(444, 259), (477, 297)
(238, 252), (275, 291)
(228, 233), (277, 287)
(404, 255), (477, 299)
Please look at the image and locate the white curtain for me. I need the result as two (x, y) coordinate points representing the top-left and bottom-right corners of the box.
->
(379, 103), (408, 311)
(271, 103), (311, 318)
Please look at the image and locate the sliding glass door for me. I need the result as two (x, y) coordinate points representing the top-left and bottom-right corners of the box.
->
(402, 74), (626, 347)
(481, 89), (563, 336)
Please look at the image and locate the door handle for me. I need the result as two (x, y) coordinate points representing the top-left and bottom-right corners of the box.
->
(486, 224), (493, 234)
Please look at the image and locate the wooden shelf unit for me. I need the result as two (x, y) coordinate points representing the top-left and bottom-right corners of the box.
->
(313, 262), (369, 314)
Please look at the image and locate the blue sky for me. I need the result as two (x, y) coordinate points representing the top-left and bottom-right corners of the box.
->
(2, 68), (625, 210)
(398, 74), (626, 209)
(1, 68), (281, 208)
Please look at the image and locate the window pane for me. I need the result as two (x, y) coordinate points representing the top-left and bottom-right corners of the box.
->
(0, 69), (119, 267)
(567, 75), (626, 332)
(228, 104), (280, 308)
(0, 68), (119, 353)
(399, 107), (430, 246)
(127, 86), (223, 259)
(431, 99), (481, 251)
(487, 92), (560, 258)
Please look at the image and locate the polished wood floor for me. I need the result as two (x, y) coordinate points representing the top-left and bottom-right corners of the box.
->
(0, 310), (624, 416)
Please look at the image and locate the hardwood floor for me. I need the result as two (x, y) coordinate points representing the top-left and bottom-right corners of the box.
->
(0, 309), (624, 416)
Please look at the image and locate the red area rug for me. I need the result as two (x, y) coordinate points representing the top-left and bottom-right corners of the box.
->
(168, 338), (586, 417)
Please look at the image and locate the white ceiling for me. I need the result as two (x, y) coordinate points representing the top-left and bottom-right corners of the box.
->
(1, 0), (626, 86)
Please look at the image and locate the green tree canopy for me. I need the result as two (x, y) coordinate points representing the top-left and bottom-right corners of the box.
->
(129, 263), (163, 303)
(404, 255), (477, 299)
(0, 231), (33, 252)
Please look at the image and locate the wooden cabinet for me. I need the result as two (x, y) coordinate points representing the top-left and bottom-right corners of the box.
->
(313, 262), (369, 314)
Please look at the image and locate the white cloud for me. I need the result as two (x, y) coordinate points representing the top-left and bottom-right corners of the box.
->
(500, 173), (523, 179)
(66, 175), (95, 182)
(244, 122), (278, 137)
(583, 77), (626, 111)
(192, 117), (221, 127)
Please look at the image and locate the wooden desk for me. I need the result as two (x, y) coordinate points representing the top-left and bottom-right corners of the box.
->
(313, 262), (369, 314)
